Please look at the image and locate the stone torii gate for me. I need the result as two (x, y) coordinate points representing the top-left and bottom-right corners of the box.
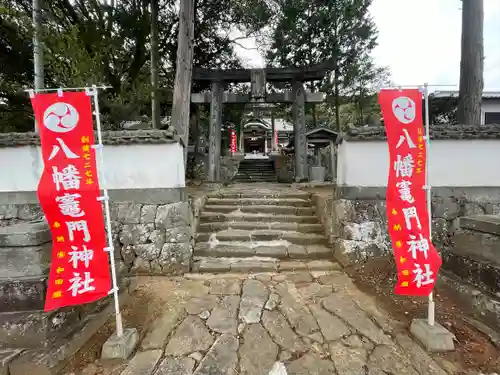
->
(191, 64), (328, 182)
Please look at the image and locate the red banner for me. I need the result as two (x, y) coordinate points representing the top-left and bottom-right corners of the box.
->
(379, 88), (442, 296)
(230, 129), (237, 153)
(31, 91), (111, 312)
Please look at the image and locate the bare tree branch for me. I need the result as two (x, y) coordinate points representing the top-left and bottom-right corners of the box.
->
(231, 40), (259, 50)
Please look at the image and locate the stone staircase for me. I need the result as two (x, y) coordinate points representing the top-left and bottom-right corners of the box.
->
(192, 188), (338, 273)
(234, 160), (277, 182)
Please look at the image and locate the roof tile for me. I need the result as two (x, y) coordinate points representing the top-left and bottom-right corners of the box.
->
(0, 129), (177, 148)
(345, 124), (500, 141)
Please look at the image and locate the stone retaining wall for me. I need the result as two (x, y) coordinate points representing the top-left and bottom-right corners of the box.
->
(0, 221), (51, 314)
(0, 187), (195, 350)
(0, 203), (44, 226)
(439, 215), (500, 329)
(319, 186), (500, 330)
(0, 188), (194, 276)
(312, 191), (335, 245)
(112, 201), (191, 275)
(0, 220), (102, 349)
(331, 186), (500, 266)
(187, 153), (240, 182)
(274, 155), (295, 182)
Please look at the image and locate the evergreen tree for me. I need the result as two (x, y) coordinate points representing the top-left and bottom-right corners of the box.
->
(266, 0), (388, 129)
(0, 0), (275, 131)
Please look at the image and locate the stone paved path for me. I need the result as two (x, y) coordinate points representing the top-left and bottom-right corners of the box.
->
(111, 269), (449, 375)
(73, 184), (452, 374)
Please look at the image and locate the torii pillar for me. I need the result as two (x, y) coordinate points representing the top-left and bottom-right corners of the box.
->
(293, 81), (307, 181)
(208, 81), (223, 181)
(271, 111), (277, 152)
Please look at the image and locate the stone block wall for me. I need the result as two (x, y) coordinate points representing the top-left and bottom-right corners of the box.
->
(274, 155), (295, 182)
(186, 153), (207, 181)
(312, 192), (335, 245)
(189, 193), (207, 240)
(0, 203), (44, 225)
(220, 156), (241, 182)
(330, 187), (500, 266)
(330, 198), (391, 266)
(0, 220), (85, 349)
(187, 152), (241, 182)
(438, 215), (500, 328)
(0, 187), (197, 350)
(112, 201), (191, 275)
(0, 188), (194, 277)
(0, 221), (51, 313)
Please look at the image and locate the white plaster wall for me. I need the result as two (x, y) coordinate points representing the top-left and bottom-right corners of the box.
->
(0, 143), (185, 192)
(337, 139), (500, 187)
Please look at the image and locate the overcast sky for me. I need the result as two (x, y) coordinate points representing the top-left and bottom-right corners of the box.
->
(234, 0), (500, 90)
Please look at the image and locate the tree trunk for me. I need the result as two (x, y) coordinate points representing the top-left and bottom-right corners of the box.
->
(332, 0), (340, 132)
(334, 68), (341, 131)
(457, 0), (484, 125)
(150, 0), (160, 128)
(33, 0), (44, 132)
(171, 0), (195, 168)
(190, 104), (200, 153)
(358, 88), (365, 125)
(311, 85), (317, 127)
(33, 0), (44, 92)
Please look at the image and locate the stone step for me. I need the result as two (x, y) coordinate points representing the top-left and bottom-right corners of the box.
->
(238, 165), (272, 167)
(238, 169), (274, 172)
(198, 221), (323, 233)
(191, 256), (340, 273)
(194, 241), (333, 259)
(238, 170), (274, 172)
(240, 160), (273, 165)
(238, 168), (276, 174)
(233, 179), (278, 183)
(234, 175), (277, 179)
(236, 174), (275, 177)
(206, 198), (311, 207)
(196, 229), (327, 245)
(233, 177), (277, 182)
(238, 166), (274, 168)
(199, 212), (319, 224)
(234, 174), (276, 177)
(207, 191), (311, 200)
(237, 168), (275, 172)
(203, 205), (315, 216)
(237, 176), (275, 178)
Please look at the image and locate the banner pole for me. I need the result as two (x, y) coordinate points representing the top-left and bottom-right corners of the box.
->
(90, 85), (124, 338)
(423, 82), (435, 326)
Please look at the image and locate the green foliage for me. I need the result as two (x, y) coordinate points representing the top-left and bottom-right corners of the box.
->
(266, 0), (390, 129)
(0, 2), (36, 132)
(0, 0), (390, 133)
(0, 0), (276, 132)
(429, 97), (458, 125)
